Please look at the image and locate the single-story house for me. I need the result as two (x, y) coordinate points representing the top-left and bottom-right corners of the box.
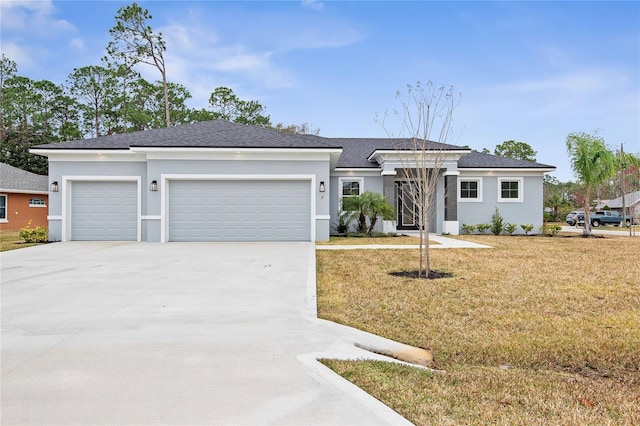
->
(597, 190), (640, 217)
(0, 162), (49, 230)
(31, 120), (555, 242)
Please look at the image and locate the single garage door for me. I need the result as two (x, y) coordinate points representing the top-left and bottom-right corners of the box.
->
(71, 181), (138, 241)
(169, 180), (310, 241)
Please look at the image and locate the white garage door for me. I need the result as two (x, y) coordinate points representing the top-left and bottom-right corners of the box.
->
(169, 180), (310, 241)
(71, 181), (138, 241)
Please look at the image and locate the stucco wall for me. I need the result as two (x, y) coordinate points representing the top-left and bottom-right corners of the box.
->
(457, 172), (544, 234)
(47, 157), (331, 242)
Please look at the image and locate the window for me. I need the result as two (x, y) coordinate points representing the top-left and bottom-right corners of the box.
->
(0, 195), (6, 221)
(458, 178), (482, 202)
(29, 197), (47, 207)
(498, 178), (523, 202)
(338, 177), (364, 210)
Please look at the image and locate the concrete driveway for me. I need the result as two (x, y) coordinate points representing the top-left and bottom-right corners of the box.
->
(1, 242), (411, 425)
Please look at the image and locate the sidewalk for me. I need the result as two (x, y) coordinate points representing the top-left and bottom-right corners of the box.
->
(316, 234), (492, 250)
(561, 225), (640, 237)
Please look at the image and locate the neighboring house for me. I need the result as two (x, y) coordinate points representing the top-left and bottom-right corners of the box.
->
(597, 190), (640, 218)
(0, 163), (49, 230)
(31, 120), (555, 242)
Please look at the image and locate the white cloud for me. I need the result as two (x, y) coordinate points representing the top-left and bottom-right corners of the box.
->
(69, 37), (85, 51)
(302, 0), (324, 12)
(0, 0), (75, 37)
(0, 41), (37, 69)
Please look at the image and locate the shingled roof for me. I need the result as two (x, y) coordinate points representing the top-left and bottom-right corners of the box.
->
(0, 163), (48, 192)
(32, 120), (340, 150)
(32, 120), (554, 171)
(458, 151), (555, 169)
(329, 138), (466, 168)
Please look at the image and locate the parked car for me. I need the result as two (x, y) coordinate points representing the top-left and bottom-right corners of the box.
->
(565, 211), (584, 226)
(565, 210), (637, 227)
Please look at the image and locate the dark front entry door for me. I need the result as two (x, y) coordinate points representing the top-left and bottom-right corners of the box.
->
(397, 182), (418, 230)
(396, 181), (438, 232)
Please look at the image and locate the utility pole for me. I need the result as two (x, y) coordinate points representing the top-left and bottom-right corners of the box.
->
(620, 143), (630, 236)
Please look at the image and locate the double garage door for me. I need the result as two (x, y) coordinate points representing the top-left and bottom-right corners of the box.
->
(69, 179), (311, 242)
(169, 180), (310, 241)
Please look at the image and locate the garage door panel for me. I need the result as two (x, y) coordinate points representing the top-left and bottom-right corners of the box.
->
(71, 181), (137, 241)
(169, 180), (310, 242)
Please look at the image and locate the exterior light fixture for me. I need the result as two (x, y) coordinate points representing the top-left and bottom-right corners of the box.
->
(319, 181), (325, 192)
(50, 181), (59, 192)
(150, 180), (158, 191)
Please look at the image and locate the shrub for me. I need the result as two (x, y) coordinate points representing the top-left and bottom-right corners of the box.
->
(541, 224), (562, 237)
(19, 221), (48, 243)
(342, 191), (395, 237)
(334, 212), (351, 234)
(520, 224), (534, 235)
(490, 207), (504, 235)
(461, 224), (476, 235)
(504, 223), (518, 235)
(476, 223), (491, 234)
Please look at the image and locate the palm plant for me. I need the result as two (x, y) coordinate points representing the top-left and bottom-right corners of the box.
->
(566, 132), (616, 237)
(342, 191), (395, 237)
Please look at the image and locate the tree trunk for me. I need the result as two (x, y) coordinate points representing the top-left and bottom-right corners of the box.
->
(162, 71), (170, 127)
(583, 194), (591, 237)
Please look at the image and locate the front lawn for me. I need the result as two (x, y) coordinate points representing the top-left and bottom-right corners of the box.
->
(0, 230), (43, 252)
(317, 235), (640, 425)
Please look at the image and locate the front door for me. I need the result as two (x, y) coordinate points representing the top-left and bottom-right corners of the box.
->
(396, 181), (437, 232)
(397, 182), (418, 230)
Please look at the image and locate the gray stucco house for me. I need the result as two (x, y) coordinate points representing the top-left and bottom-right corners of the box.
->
(32, 120), (555, 242)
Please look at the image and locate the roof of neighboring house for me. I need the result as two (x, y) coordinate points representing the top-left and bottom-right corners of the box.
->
(597, 190), (640, 209)
(458, 151), (555, 169)
(0, 163), (48, 193)
(31, 120), (555, 171)
(32, 120), (340, 150)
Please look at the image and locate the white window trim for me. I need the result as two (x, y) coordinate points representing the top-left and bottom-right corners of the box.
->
(29, 197), (47, 207)
(0, 194), (7, 222)
(338, 177), (364, 210)
(498, 177), (523, 203)
(458, 177), (483, 203)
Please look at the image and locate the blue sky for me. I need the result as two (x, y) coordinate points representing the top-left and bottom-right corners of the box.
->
(1, 0), (638, 181)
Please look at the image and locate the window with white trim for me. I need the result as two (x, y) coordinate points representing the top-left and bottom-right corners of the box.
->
(498, 177), (523, 202)
(458, 178), (482, 202)
(29, 197), (47, 207)
(0, 195), (7, 221)
(338, 177), (364, 210)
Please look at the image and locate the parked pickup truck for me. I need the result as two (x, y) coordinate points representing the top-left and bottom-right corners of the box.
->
(565, 210), (636, 227)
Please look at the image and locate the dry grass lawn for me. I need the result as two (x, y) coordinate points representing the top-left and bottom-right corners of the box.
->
(317, 235), (640, 425)
(0, 230), (42, 252)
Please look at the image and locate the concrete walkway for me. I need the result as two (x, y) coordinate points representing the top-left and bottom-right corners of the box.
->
(561, 225), (640, 237)
(1, 242), (413, 426)
(316, 233), (492, 250)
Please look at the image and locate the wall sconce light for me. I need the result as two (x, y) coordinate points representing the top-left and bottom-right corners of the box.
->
(50, 181), (59, 192)
(319, 181), (325, 192)
(150, 180), (158, 191)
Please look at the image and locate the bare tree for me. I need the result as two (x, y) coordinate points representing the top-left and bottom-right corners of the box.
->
(378, 81), (460, 278)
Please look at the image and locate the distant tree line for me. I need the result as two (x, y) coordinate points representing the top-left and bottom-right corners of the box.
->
(0, 2), (317, 175)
